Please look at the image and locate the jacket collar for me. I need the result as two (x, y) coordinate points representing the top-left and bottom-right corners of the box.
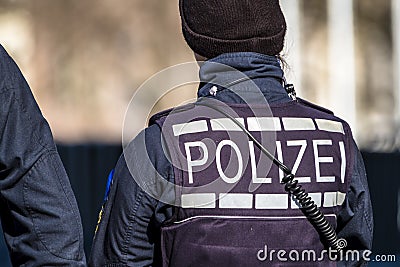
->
(197, 52), (291, 104)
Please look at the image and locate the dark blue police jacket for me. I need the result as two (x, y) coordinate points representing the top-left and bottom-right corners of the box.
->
(0, 45), (86, 266)
(90, 52), (373, 267)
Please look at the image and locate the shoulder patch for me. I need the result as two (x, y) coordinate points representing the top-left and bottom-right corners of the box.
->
(103, 169), (115, 202)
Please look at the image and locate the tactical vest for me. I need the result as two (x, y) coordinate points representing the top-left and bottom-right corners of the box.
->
(150, 99), (354, 267)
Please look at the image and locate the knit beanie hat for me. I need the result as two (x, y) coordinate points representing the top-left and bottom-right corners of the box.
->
(179, 0), (287, 59)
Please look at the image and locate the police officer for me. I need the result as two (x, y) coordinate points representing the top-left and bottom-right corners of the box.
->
(90, 1), (373, 266)
(0, 45), (86, 266)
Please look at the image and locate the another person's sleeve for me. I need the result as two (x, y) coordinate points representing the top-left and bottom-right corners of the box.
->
(0, 45), (86, 266)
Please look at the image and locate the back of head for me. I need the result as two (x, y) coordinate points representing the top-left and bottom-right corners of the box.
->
(179, 0), (287, 59)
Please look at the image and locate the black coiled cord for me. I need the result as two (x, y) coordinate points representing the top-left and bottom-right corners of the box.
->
(196, 98), (347, 252)
(282, 173), (346, 251)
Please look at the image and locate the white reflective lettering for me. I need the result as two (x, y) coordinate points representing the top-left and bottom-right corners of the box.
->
(287, 140), (311, 183)
(276, 141), (284, 182)
(339, 141), (346, 183)
(216, 140), (243, 184)
(313, 140), (335, 182)
(249, 141), (271, 184)
(185, 141), (208, 184)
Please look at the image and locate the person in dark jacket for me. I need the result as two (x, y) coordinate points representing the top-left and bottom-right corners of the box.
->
(90, 1), (373, 266)
(0, 45), (86, 266)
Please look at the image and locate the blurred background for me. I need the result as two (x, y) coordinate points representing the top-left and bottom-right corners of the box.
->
(0, 0), (399, 265)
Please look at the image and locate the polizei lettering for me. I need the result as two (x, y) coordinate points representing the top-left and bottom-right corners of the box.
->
(185, 139), (346, 185)
(171, 116), (348, 210)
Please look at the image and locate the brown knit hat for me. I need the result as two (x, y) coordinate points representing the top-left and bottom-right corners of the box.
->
(179, 0), (287, 59)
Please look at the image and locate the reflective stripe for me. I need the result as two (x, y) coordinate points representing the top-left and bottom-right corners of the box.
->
(219, 193), (253, 209)
(210, 118), (245, 131)
(181, 193), (216, 208)
(173, 118), (345, 135)
(291, 193), (322, 209)
(172, 120), (208, 136)
(247, 117), (281, 131)
(323, 192), (347, 207)
(315, 119), (345, 134)
(282, 117), (316, 131)
(182, 192), (346, 209)
(255, 194), (288, 209)
(323, 192), (337, 207)
(337, 192), (346, 205)
(174, 214), (338, 224)
(172, 118), (345, 135)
